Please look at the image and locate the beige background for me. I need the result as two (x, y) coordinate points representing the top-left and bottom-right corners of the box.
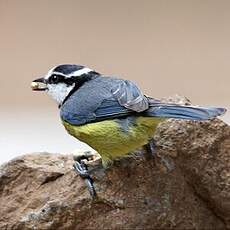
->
(0, 0), (229, 163)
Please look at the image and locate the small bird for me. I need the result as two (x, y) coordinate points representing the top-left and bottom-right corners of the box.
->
(31, 64), (226, 168)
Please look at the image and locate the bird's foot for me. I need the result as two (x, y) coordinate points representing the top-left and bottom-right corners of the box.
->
(72, 150), (99, 199)
(73, 150), (97, 162)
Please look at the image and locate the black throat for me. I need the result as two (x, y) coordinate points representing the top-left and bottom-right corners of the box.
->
(59, 71), (100, 108)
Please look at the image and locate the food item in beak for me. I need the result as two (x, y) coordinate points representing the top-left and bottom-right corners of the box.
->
(31, 82), (40, 90)
(31, 80), (47, 91)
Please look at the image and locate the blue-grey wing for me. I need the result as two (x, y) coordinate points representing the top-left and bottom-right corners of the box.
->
(61, 77), (157, 125)
(61, 98), (137, 125)
(94, 80), (152, 121)
(94, 99), (135, 121)
(94, 97), (161, 122)
(111, 80), (149, 112)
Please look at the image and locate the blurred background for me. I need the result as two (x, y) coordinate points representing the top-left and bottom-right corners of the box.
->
(0, 0), (229, 163)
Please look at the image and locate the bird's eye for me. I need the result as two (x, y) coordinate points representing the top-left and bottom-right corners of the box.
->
(49, 74), (64, 84)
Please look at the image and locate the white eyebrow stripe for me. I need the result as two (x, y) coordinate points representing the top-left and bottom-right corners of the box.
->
(45, 66), (56, 79)
(44, 66), (56, 79)
(50, 72), (66, 77)
(68, 67), (92, 77)
(45, 66), (93, 80)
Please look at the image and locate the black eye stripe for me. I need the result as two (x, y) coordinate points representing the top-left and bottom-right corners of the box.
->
(48, 74), (75, 85)
(48, 74), (63, 84)
(63, 76), (76, 85)
(48, 71), (99, 86)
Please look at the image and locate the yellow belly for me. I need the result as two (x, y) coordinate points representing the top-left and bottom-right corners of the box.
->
(62, 116), (164, 165)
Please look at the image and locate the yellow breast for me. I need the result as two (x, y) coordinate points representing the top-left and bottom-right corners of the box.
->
(62, 116), (164, 166)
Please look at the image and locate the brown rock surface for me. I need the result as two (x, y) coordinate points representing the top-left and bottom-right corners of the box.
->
(0, 105), (229, 229)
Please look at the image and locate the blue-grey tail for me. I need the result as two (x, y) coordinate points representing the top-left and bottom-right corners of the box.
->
(145, 103), (226, 120)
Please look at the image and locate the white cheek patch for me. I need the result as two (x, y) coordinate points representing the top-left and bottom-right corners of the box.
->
(47, 83), (74, 105)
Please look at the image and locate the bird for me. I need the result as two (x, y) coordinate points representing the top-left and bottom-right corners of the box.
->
(31, 64), (226, 168)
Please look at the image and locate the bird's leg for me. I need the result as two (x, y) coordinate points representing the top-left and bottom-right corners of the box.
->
(73, 151), (97, 199)
(73, 150), (96, 163)
(143, 138), (156, 160)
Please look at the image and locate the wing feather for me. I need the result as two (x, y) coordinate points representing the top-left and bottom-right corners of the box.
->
(111, 80), (149, 112)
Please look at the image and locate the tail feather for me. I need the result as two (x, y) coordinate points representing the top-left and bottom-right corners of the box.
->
(145, 103), (226, 120)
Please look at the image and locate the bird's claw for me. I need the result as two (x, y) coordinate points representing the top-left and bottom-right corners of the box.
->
(73, 161), (90, 178)
(73, 151), (97, 199)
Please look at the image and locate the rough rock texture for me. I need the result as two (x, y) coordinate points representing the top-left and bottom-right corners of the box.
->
(0, 98), (229, 229)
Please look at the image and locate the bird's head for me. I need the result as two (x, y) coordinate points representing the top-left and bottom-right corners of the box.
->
(31, 64), (99, 106)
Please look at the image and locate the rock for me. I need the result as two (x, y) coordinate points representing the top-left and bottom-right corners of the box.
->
(0, 97), (229, 229)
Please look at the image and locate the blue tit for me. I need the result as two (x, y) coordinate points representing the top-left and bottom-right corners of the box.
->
(31, 64), (226, 167)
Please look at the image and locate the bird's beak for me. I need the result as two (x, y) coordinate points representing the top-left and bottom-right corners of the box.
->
(31, 77), (48, 91)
